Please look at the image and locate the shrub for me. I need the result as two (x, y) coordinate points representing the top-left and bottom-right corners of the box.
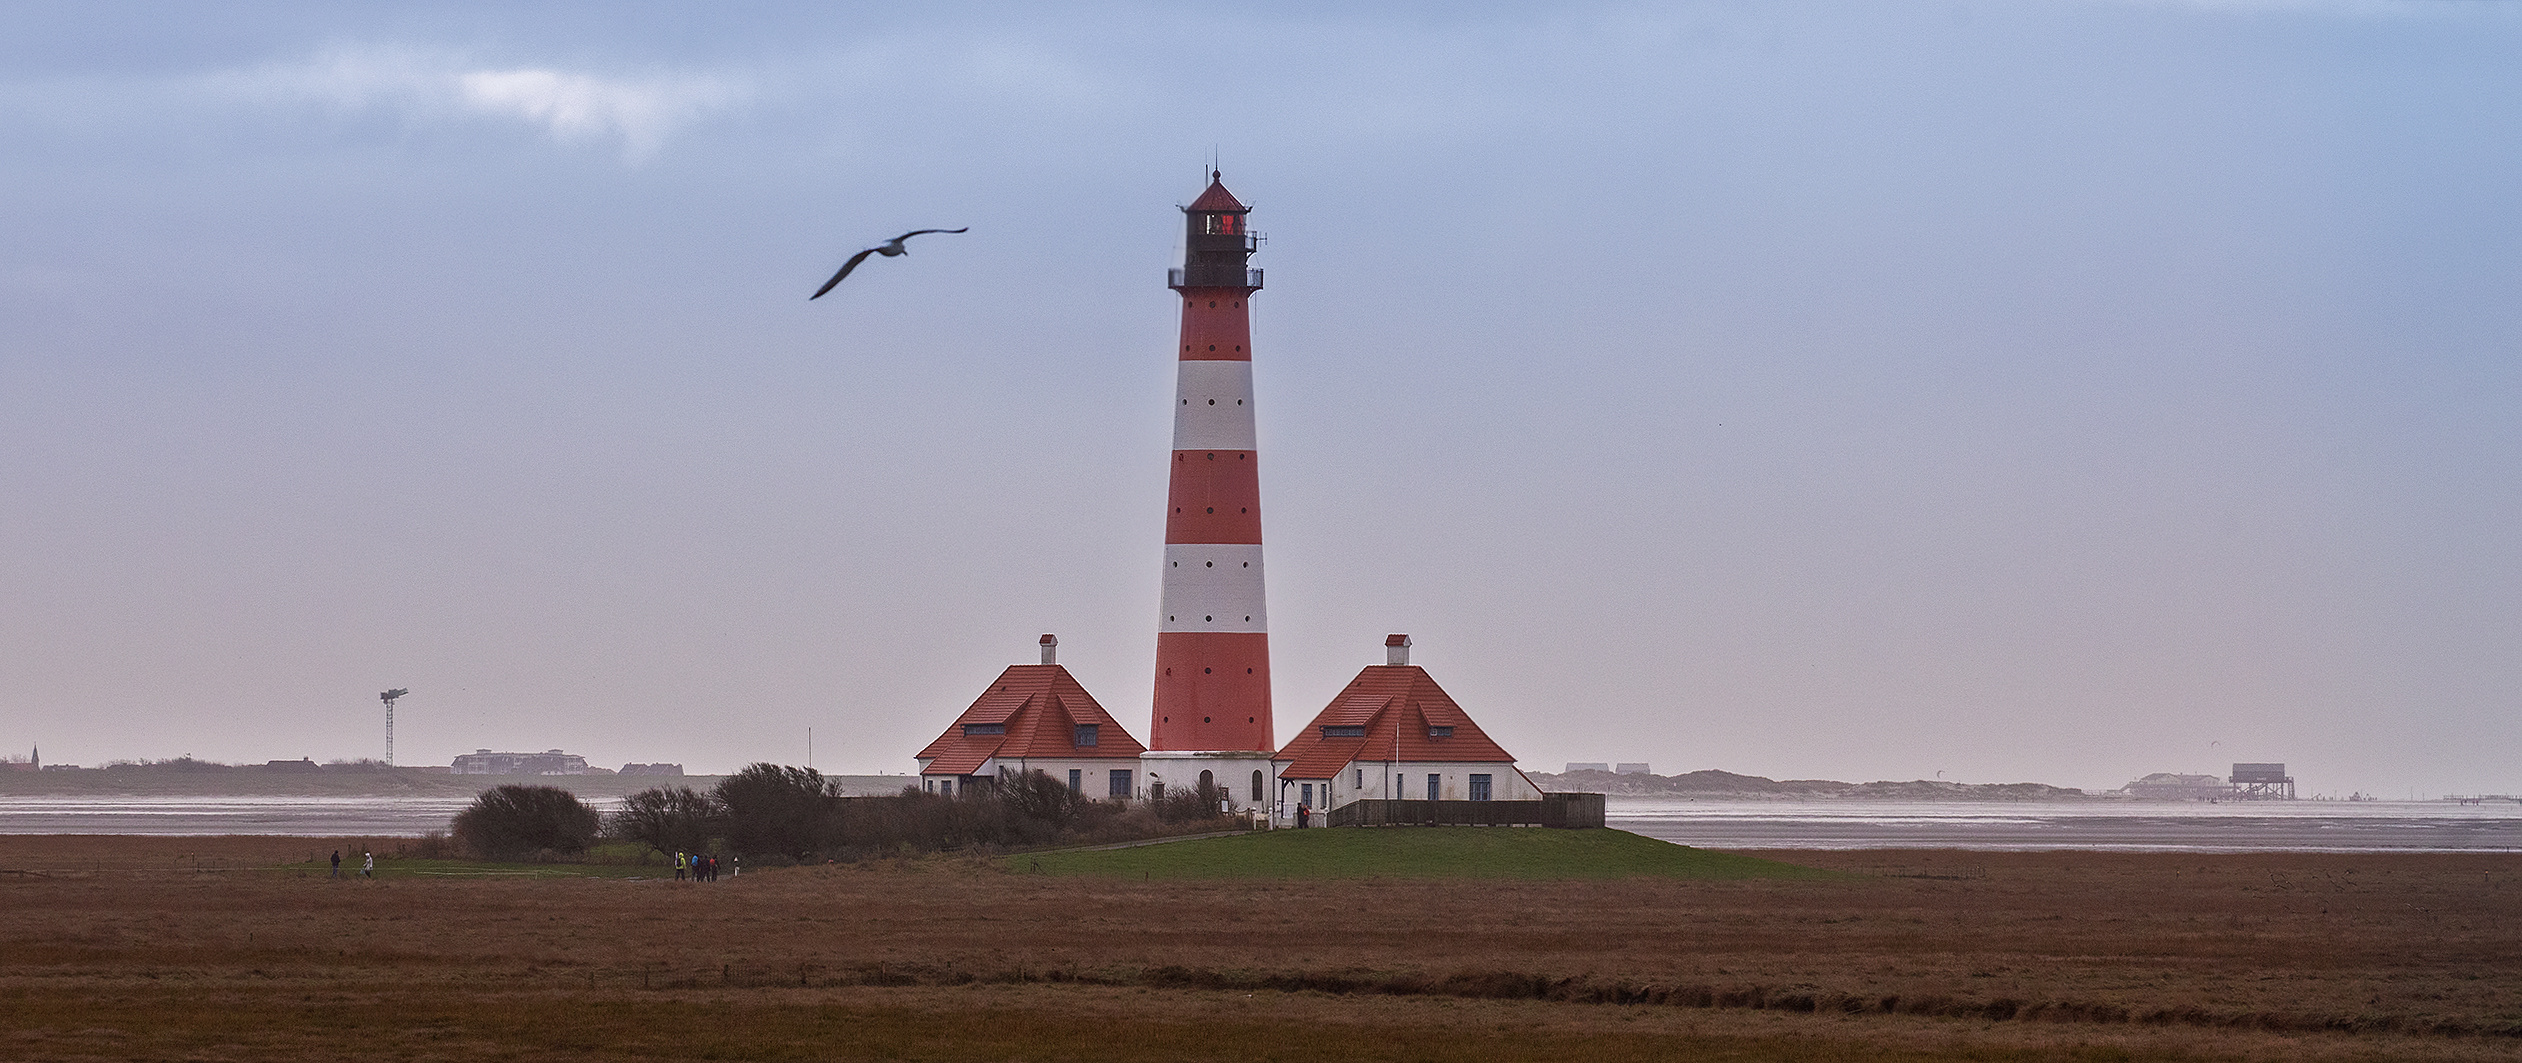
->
(451, 785), (600, 860)
(607, 785), (723, 858)
(1153, 779), (1232, 824)
(715, 763), (839, 861)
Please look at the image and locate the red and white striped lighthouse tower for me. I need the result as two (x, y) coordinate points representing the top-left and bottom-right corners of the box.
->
(1150, 172), (1272, 754)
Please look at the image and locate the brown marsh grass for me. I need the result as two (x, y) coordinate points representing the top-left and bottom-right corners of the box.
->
(2, 835), (2518, 1061)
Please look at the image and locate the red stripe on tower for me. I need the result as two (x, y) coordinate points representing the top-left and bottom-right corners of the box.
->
(1152, 172), (1271, 754)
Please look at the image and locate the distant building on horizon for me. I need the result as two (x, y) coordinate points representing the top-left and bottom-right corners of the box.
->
(1564, 762), (1610, 773)
(451, 749), (590, 776)
(619, 763), (684, 776)
(2121, 772), (2231, 800)
(2229, 763), (2295, 800)
(1615, 763), (1652, 775)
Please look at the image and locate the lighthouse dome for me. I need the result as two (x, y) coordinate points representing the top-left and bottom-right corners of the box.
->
(1187, 172), (1247, 212)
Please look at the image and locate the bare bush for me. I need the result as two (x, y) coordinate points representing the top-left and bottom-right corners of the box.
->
(450, 785), (599, 861)
(607, 785), (722, 858)
(715, 763), (839, 862)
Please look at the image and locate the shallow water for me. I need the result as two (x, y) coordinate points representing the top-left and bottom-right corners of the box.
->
(1609, 796), (2522, 852)
(4, 793), (2519, 851)
(0, 795), (476, 836)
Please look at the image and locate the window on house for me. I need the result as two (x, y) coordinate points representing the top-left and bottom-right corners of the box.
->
(1427, 726), (1454, 738)
(1252, 769), (1265, 802)
(1300, 782), (1313, 807)
(962, 722), (1005, 736)
(1354, 768), (1362, 789)
(1427, 773), (1441, 801)
(1108, 769), (1133, 798)
(1073, 724), (1098, 747)
(1469, 774), (1493, 801)
(1322, 725), (1364, 738)
(1067, 769), (1082, 794)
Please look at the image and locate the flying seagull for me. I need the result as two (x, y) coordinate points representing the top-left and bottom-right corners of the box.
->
(811, 227), (969, 299)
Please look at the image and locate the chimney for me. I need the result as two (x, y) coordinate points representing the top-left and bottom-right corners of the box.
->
(1039, 633), (1058, 666)
(1385, 633), (1412, 666)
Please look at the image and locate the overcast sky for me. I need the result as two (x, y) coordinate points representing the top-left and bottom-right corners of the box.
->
(2, 1), (2515, 796)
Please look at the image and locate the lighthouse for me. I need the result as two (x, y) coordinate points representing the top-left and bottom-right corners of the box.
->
(1144, 172), (1277, 808)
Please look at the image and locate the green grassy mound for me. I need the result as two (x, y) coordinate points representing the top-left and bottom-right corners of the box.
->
(1019, 827), (1832, 880)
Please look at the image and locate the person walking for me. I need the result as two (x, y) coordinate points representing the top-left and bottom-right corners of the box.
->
(674, 851), (687, 881)
(1295, 803), (1310, 828)
(360, 851), (374, 879)
(329, 850), (341, 879)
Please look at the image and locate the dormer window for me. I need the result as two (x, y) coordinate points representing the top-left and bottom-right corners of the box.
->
(1320, 725), (1365, 738)
(962, 723), (1005, 736)
(1427, 726), (1454, 738)
(1074, 724), (1099, 747)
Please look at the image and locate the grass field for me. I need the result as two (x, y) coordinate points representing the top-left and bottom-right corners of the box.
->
(1022, 826), (1835, 880)
(5, 835), (2520, 1061)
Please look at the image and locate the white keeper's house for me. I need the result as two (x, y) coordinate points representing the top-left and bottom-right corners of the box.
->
(915, 635), (1148, 799)
(1266, 634), (1542, 817)
(913, 634), (1538, 824)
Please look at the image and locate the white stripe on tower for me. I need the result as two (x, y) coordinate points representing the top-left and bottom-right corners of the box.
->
(1171, 361), (1257, 450)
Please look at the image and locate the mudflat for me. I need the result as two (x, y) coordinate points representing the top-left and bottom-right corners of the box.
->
(3, 834), (2517, 1061)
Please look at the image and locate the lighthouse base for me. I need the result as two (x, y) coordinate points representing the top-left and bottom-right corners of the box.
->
(1137, 750), (1276, 817)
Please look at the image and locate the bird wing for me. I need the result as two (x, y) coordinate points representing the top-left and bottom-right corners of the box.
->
(811, 248), (880, 300)
(891, 227), (970, 241)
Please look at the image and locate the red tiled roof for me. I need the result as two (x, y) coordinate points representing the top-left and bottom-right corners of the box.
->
(1187, 175), (1246, 213)
(1273, 666), (1520, 780)
(917, 665), (1145, 776)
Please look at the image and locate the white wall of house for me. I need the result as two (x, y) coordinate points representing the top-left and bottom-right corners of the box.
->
(1277, 759), (1541, 817)
(917, 756), (1147, 800)
(999, 757), (1149, 800)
